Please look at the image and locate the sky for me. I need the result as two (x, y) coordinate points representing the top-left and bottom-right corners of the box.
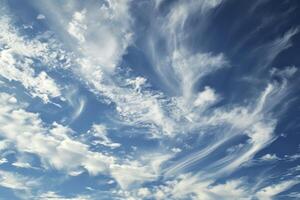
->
(0, 0), (300, 199)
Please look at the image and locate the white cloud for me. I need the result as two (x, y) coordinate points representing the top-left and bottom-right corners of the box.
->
(145, 0), (226, 96)
(229, 124), (275, 173)
(88, 124), (120, 149)
(68, 10), (87, 43)
(39, 191), (90, 200)
(165, 81), (281, 177)
(193, 86), (218, 108)
(66, 0), (133, 71)
(0, 140), (11, 151)
(68, 170), (84, 177)
(0, 92), (169, 189)
(284, 153), (300, 161)
(0, 170), (39, 190)
(20, 0), (228, 139)
(63, 87), (86, 124)
(256, 180), (298, 200)
(172, 51), (226, 102)
(109, 152), (172, 190)
(137, 188), (151, 198)
(123, 174), (297, 200)
(0, 158), (8, 164)
(1, 1), (297, 199)
(12, 162), (34, 169)
(110, 163), (156, 189)
(150, 174), (250, 200)
(208, 179), (250, 200)
(33, 0), (179, 137)
(126, 76), (147, 93)
(198, 0), (223, 12)
(287, 192), (300, 199)
(0, 16), (62, 103)
(171, 148), (182, 153)
(261, 27), (299, 68)
(36, 14), (46, 20)
(260, 153), (279, 161)
(164, 138), (225, 176)
(0, 92), (114, 176)
(80, 69), (176, 137)
(32, 0), (229, 139)
(270, 66), (298, 78)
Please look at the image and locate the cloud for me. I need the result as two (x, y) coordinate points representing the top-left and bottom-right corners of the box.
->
(255, 180), (298, 200)
(260, 153), (279, 161)
(270, 66), (298, 78)
(88, 124), (121, 149)
(63, 87), (86, 124)
(127, 172), (298, 200)
(126, 76), (147, 93)
(220, 121), (276, 174)
(193, 86), (218, 108)
(0, 15), (62, 103)
(0, 92), (114, 175)
(137, 187), (151, 198)
(0, 158), (8, 165)
(31, 0), (180, 137)
(147, 174), (251, 200)
(12, 162), (34, 169)
(68, 10), (87, 43)
(258, 27), (299, 68)
(287, 192), (300, 199)
(171, 50), (227, 103)
(36, 14), (46, 20)
(0, 170), (39, 191)
(64, 0), (133, 71)
(110, 152), (173, 189)
(110, 163), (156, 189)
(0, 92), (169, 189)
(39, 191), (91, 200)
(1, 1), (299, 199)
(164, 81), (280, 177)
(77, 65), (176, 137)
(284, 153), (300, 162)
(22, 0), (228, 139)
(144, 0), (225, 95)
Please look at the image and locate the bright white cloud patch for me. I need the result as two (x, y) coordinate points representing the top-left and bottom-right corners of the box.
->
(36, 14), (46, 20)
(0, 16), (62, 103)
(256, 180), (298, 200)
(0, 93), (115, 175)
(0, 170), (38, 191)
(260, 153), (279, 161)
(194, 86), (218, 108)
(68, 10), (87, 43)
(88, 124), (120, 149)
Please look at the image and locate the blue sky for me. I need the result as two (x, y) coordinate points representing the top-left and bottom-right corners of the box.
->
(0, 0), (300, 199)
